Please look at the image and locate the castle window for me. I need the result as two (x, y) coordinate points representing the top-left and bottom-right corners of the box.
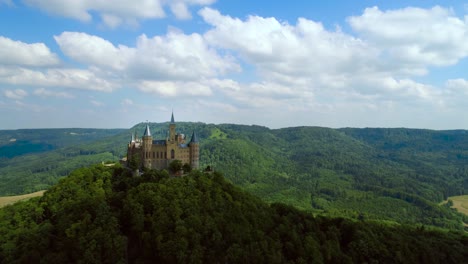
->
(171, 149), (175, 159)
(153, 152), (155, 158)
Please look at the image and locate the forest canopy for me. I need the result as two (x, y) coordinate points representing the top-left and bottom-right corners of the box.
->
(0, 164), (467, 263)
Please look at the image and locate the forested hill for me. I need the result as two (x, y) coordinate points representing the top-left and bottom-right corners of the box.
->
(0, 128), (125, 159)
(1, 123), (468, 229)
(1, 164), (467, 263)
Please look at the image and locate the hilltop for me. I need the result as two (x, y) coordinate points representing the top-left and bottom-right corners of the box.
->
(0, 164), (467, 263)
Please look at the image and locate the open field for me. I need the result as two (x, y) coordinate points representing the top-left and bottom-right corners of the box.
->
(443, 195), (468, 216)
(0, 190), (45, 208)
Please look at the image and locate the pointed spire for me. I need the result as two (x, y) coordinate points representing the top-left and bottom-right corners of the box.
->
(131, 132), (135, 142)
(143, 123), (151, 137)
(170, 111), (175, 124)
(190, 131), (199, 143)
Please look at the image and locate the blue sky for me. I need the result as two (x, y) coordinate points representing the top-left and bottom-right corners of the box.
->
(2, 0), (468, 129)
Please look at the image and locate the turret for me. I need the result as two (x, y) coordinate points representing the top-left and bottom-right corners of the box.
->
(189, 131), (199, 169)
(142, 124), (153, 168)
(169, 112), (176, 142)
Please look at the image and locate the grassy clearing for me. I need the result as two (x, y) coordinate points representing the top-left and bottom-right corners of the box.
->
(442, 195), (468, 216)
(209, 128), (227, 139)
(0, 190), (45, 208)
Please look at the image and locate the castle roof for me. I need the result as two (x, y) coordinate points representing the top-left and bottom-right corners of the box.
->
(143, 124), (151, 137)
(152, 139), (166, 145)
(170, 111), (175, 124)
(190, 131), (199, 143)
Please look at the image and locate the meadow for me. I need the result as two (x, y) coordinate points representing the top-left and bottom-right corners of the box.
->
(0, 190), (45, 208)
(448, 195), (468, 216)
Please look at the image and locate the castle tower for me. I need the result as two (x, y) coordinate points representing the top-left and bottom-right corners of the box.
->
(169, 111), (176, 142)
(189, 131), (199, 169)
(142, 124), (153, 168)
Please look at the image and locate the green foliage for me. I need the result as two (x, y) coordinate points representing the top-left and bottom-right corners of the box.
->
(0, 165), (467, 263)
(2, 123), (468, 230)
(168, 159), (183, 174)
(182, 163), (191, 173)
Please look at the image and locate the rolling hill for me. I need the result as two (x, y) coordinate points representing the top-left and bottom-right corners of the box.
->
(0, 123), (467, 229)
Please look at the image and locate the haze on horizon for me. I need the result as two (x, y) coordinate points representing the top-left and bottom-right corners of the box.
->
(1, 0), (468, 130)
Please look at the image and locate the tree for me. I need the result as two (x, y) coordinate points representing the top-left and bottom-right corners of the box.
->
(128, 155), (140, 170)
(169, 160), (183, 174)
(182, 163), (192, 173)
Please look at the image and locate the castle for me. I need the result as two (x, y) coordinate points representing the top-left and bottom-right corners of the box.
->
(126, 113), (199, 170)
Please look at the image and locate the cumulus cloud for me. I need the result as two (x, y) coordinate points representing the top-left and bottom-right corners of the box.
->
(130, 32), (239, 80)
(6, 5), (468, 129)
(3, 89), (28, 100)
(54, 32), (133, 71)
(198, 7), (468, 112)
(348, 6), (468, 68)
(138, 80), (212, 97)
(201, 8), (374, 77)
(33, 88), (74, 98)
(0, 36), (60, 66)
(444, 78), (468, 103)
(199, 8), (377, 98)
(22, 0), (216, 27)
(54, 31), (239, 82)
(0, 66), (117, 92)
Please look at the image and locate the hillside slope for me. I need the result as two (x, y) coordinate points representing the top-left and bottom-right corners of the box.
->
(0, 128), (126, 195)
(1, 123), (467, 229)
(0, 164), (467, 263)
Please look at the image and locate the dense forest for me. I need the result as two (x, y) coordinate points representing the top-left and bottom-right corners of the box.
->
(1, 123), (468, 230)
(0, 164), (467, 263)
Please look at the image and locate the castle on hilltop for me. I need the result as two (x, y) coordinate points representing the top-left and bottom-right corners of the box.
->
(126, 112), (199, 170)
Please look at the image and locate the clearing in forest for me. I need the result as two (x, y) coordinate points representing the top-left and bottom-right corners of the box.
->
(0, 190), (45, 208)
(445, 195), (468, 216)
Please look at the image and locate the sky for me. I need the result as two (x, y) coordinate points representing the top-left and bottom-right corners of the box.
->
(2, 1), (468, 129)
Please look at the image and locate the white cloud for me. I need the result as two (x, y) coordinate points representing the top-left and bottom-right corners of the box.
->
(0, 66), (117, 92)
(170, 1), (191, 20)
(138, 80), (212, 97)
(201, 8), (374, 75)
(3, 89), (28, 100)
(54, 32), (133, 71)
(121, 98), (133, 105)
(54, 31), (239, 82)
(0, 36), (60, 66)
(200, 8), (376, 91)
(348, 6), (468, 68)
(5, 5), (468, 129)
(23, 0), (216, 27)
(33, 88), (74, 98)
(199, 7), (468, 113)
(130, 32), (239, 80)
